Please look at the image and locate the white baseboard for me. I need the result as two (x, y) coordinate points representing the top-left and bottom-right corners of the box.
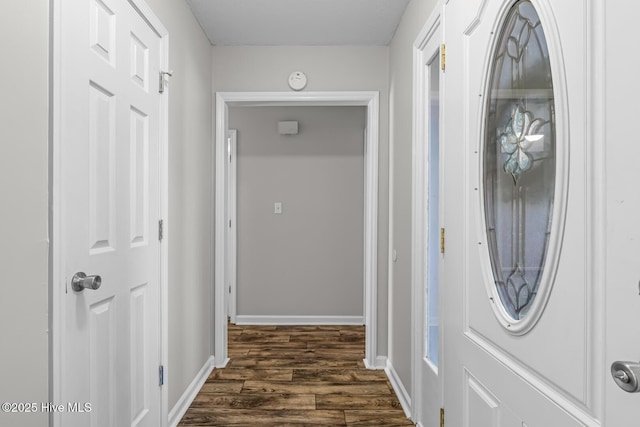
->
(363, 355), (387, 370)
(385, 359), (412, 419)
(215, 356), (230, 369)
(234, 315), (364, 325)
(168, 355), (215, 427)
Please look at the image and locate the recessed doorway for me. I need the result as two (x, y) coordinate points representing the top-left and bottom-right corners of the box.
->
(214, 91), (380, 369)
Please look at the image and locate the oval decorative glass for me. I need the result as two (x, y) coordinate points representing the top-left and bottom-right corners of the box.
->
(483, 0), (556, 325)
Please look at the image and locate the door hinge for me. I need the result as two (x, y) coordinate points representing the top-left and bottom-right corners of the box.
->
(440, 227), (445, 254)
(441, 44), (446, 71)
(159, 70), (173, 94)
(158, 219), (164, 241)
(440, 407), (445, 427)
(159, 365), (164, 386)
(229, 219), (231, 228)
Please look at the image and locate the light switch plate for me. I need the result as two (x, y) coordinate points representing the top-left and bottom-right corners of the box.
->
(274, 202), (282, 214)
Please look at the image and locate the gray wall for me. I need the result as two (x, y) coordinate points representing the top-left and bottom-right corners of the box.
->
(230, 106), (365, 318)
(212, 46), (390, 354)
(388, 0), (439, 397)
(0, 1), (49, 426)
(144, 0), (214, 411)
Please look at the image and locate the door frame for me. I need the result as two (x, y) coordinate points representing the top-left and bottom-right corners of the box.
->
(214, 91), (380, 368)
(226, 129), (237, 323)
(412, 4), (444, 425)
(50, 0), (170, 425)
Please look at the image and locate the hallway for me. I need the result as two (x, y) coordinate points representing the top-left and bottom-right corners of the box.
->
(5, 0), (639, 426)
(178, 324), (413, 426)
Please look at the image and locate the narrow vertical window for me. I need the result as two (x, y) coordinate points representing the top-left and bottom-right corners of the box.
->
(483, 1), (556, 323)
(426, 55), (440, 365)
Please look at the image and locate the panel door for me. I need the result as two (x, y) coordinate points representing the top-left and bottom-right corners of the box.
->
(442, 0), (604, 425)
(59, 0), (163, 425)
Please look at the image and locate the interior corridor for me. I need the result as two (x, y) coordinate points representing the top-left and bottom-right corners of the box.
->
(178, 324), (412, 426)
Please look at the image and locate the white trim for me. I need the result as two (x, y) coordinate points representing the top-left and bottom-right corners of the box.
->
(50, 3), (63, 426)
(168, 356), (215, 427)
(51, 1), (169, 425)
(411, 4), (444, 426)
(385, 359), (412, 420)
(364, 355), (388, 370)
(235, 315), (364, 325)
(214, 91), (380, 369)
(474, 0), (570, 336)
(141, 3), (170, 425)
(226, 129), (237, 323)
(214, 95), (229, 368)
(586, 0), (605, 416)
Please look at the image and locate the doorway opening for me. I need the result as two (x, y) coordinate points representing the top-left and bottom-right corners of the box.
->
(214, 92), (380, 369)
(227, 105), (366, 326)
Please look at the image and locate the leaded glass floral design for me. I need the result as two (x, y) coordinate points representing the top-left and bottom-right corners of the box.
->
(483, 0), (555, 321)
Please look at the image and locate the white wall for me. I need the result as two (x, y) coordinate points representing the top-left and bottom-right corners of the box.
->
(0, 0), (213, 418)
(0, 1), (49, 426)
(213, 46), (390, 354)
(231, 106), (365, 319)
(388, 0), (439, 396)
(1, 0), (213, 423)
(144, 0), (214, 410)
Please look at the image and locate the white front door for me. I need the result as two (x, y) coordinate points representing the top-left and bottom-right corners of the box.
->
(441, 0), (638, 425)
(58, 0), (164, 425)
(603, 0), (640, 424)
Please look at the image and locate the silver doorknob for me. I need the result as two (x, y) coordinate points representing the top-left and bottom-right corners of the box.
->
(71, 272), (102, 292)
(611, 361), (640, 392)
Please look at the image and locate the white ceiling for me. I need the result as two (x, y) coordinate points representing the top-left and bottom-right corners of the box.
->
(185, 0), (411, 46)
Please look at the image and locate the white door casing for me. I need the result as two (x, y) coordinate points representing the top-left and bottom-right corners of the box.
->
(412, 6), (444, 426)
(52, 0), (169, 425)
(442, 0), (607, 426)
(214, 92), (380, 368)
(226, 129), (237, 323)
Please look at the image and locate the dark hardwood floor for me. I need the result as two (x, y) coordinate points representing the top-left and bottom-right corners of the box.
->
(178, 324), (414, 426)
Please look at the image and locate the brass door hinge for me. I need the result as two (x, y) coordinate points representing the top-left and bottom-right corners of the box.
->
(441, 44), (446, 71)
(440, 227), (445, 254)
(440, 407), (445, 427)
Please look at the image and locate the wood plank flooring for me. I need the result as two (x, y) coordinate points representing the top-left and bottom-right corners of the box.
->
(179, 324), (414, 426)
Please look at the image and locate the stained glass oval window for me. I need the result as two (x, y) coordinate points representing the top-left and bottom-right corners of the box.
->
(483, 0), (557, 325)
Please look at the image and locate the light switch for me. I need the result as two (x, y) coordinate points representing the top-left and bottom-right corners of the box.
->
(274, 202), (282, 214)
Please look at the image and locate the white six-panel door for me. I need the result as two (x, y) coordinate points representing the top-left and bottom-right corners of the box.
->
(442, 0), (603, 425)
(58, 0), (164, 425)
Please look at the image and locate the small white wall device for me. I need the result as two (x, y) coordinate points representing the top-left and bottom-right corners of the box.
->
(288, 71), (307, 91)
(278, 121), (299, 135)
